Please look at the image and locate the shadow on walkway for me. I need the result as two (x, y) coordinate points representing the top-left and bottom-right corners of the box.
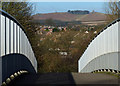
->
(8, 72), (119, 86)
(9, 73), (76, 86)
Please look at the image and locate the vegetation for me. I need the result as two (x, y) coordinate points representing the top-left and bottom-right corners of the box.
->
(68, 10), (90, 14)
(2, 2), (33, 31)
(1, 2), (39, 59)
(1, 2), (108, 73)
(94, 71), (120, 78)
(35, 24), (106, 73)
(105, 0), (120, 22)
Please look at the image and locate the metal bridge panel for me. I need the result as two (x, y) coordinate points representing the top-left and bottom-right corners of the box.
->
(17, 26), (20, 53)
(16, 25), (18, 53)
(25, 35), (27, 57)
(6, 17), (10, 55)
(118, 22), (120, 71)
(0, 10), (37, 85)
(14, 23), (17, 53)
(1, 15), (5, 56)
(20, 28), (22, 54)
(10, 20), (13, 54)
(0, 14), (2, 57)
(0, 57), (2, 85)
(81, 52), (119, 72)
(20, 30), (24, 54)
(24, 32), (26, 55)
(79, 20), (119, 72)
(0, 13), (2, 85)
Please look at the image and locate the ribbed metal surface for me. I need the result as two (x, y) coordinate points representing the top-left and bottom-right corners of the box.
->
(78, 19), (119, 73)
(0, 10), (37, 85)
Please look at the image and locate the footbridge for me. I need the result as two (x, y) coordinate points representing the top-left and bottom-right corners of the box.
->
(0, 10), (119, 85)
(78, 18), (120, 73)
(0, 10), (37, 85)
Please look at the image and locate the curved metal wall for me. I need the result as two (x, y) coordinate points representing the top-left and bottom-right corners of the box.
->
(80, 52), (119, 72)
(78, 19), (120, 73)
(0, 10), (37, 84)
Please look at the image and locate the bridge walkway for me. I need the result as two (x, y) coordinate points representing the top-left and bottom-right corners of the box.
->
(8, 73), (119, 86)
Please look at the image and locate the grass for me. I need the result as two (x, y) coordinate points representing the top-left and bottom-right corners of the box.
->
(93, 71), (120, 78)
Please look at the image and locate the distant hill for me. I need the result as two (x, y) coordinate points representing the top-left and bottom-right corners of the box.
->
(77, 12), (107, 22)
(32, 12), (107, 25)
(32, 12), (79, 22)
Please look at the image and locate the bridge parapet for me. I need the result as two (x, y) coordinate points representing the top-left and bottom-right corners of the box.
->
(78, 19), (120, 73)
(0, 10), (37, 84)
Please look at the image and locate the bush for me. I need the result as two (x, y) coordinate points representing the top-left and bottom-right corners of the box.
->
(53, 28), (60, 32)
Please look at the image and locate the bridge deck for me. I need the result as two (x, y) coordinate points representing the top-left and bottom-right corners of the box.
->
(8, 73), (119, 86)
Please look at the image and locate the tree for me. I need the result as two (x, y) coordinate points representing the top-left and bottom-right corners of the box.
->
(1, 1), (40, 58)
(53, 28), (59, 32)
(105, 0), (120, 22)
(2, 1), (35, 32)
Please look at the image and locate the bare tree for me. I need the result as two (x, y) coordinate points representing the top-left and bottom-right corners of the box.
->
(105, 0), (120, 22)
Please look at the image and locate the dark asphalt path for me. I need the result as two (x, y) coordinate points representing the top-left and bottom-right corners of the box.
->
(8, 73), (119, 86)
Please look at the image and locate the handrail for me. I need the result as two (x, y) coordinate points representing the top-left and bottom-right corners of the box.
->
(0, 9), (35, 56)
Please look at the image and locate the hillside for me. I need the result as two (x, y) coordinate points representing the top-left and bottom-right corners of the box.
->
(32, 12), (79, 22)
(78, 12), (107, 22)
(32, 12), (107, 22)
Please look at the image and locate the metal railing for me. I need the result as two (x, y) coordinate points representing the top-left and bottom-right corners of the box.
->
(78, 18), (120, 73)
(0, 10), (37, 85)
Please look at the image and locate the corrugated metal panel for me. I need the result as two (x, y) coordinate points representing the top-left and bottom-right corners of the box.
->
(14, 23), (16, 53)
(78, 20), (119, 72)
(0, 14), (1, 56)
(10, 20), (13, 54)
(6, 17), (9, 54)
(1, 15), (5, 56)
(0, 10), (38, 85)
(80, 52), (119, 72)
(0, 11), (37, 72)
(17, 26), (20, 53)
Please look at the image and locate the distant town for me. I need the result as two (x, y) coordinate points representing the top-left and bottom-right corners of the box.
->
(35, 24), (98, 36)
(33, 10), (107, 36)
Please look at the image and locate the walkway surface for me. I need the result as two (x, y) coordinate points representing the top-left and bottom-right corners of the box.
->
(8, 73), (119, 86)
